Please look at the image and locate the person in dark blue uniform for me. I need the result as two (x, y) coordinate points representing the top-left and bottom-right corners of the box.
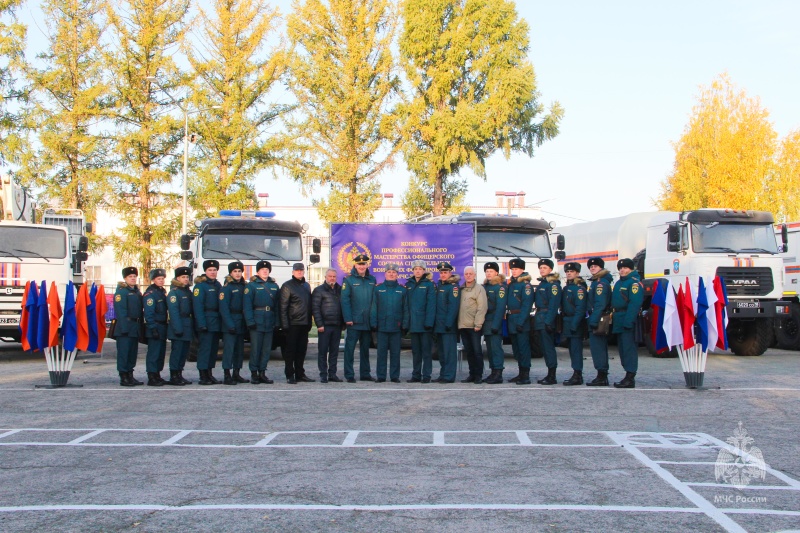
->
(506, 258), (535, 385)
(433, 262), (460, 384)
(219, 261), (247, 385)
(341, 254), (376, 383)
(561, 262), (587, 386)
(534, 259), (562, 385)
(370, 263), (407, 383)
(482, 262), (507, 384)
(611, 258), (644, 388)
(114, 266), (143, 386)
(166, 266), (193, 385)
(405, 259), (436, 383)
(586, 257), (612, 386)
(312, 268), (343, 383)
(143, 268), (168, 386)
(243, 260), (280, 385)
(193, 259), (223, 385)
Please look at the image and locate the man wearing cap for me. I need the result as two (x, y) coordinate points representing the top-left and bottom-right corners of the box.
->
(244, 260), (280, 385)
(312, 268), (344, 383)
(586, 257), (613, 386)
(534, 258), (562, 385)
(166, 266), (193, 385)
(458, 266), (487, 384)
(505, 258), (535, 385)
(143, 268), (169, 386)
(219, 261), (247, 385)
(280, 263), (313, 384)
(193, 259), (223, 385)
(561, 262), (587, 386)
(433, 262), (460, 383)
(482, 262), (507, 384)
(611, 258), (644, 388)
(341, 254), (377, 383)
(114, 267), (144, 386)
(405, 259), (436, 383)
(370, 263), (407, 383)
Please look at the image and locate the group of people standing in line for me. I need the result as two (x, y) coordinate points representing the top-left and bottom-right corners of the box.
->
(113, 254), (644, 389)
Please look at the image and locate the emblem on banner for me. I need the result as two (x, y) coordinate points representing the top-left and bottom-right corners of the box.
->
(337, 241), (372, 271)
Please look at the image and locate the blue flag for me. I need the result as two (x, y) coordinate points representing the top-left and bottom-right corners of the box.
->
(25, 282), (39, 352)
(36, 281), (50, 351)
(62, 281), (78, 352)
(87, 284), (98, 353)
(652, 279), (670, 353)
(696, 277), (709, 352)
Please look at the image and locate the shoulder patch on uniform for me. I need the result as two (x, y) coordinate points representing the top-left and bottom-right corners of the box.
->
(551, 285), (558, 296)
(244, 287), (249, 294)
(498, 288), (506, 298)
(170, 296), (177, 303)
(219, 292), (225, 300)
(193, 288), (200, 296)
(453, 287), (459, 297)
(578, 291), (584, 300)
(632, 284), (639, 295)
(596, 286), (603, 295)
(147, 299), (154, 306)
(114, 294), (121, 302)
(525, 287), (531, 296)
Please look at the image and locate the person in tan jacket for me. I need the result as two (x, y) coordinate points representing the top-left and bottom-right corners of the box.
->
(458, 266), (488, 383)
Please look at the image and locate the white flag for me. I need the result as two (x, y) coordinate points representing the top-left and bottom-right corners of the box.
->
(705, 276), (719, 352)
(662, 283), (683, 349)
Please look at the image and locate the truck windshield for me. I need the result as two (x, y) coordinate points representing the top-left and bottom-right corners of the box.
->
(202, 231), (302, 261)
(0, 227), (67, 259)
(691, 223), (779, 254)
(476, 230), (552, 258)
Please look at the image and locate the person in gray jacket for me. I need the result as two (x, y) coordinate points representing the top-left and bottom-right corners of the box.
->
(458, 266), (488, 384)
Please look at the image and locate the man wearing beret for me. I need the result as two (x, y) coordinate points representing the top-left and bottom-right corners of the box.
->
(506, 258), (535, 385)
(561, 262), (587, 386)
(143, 268), (169, 386)
(433, 262), (460, 384)
(586, 257), (613, 386)
(193, 259), (223, 385)
(312, 268), (344, 383)
(611, 258), (644, 388)
(166, 266), (193, 385)
(219, 261), (247, 385)
(482, 262), (507, 384)
(370, 262), (407, 382)
(280, 262), (314, 384)
(341, 254), (376, 383)
(534, 258), (562, 385)
(114, 267), (144, 386)
(405, 259), (436, 383)
(244, 260), (280, 384)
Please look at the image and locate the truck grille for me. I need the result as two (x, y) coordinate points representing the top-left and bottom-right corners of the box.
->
(715, 267), (774, 296)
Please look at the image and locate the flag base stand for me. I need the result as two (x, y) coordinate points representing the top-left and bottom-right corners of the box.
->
(683, 371), (704, 388)
(34, 370), (83, 389)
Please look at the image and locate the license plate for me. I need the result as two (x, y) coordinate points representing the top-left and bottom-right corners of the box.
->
(0, 317), (19, 325)
(735, 301), (761, 309)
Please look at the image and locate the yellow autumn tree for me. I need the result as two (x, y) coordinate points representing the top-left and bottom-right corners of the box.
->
(658, 74), (800, 220)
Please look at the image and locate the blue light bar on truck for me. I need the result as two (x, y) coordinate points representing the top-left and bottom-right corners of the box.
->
(218, 210), (276, 218)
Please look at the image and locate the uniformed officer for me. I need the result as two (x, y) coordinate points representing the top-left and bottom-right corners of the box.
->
(243, 260), (280, 385)
(405, 259), (436, 383)
(219, 261), (247, 385)
(370, 262), (407, 383)
(611, 258), (644, 388)
(433, 262), (460, 384)
(166, 266), (193, 385)
(561, 262), (587, 386)
(193, 259), (223, 385)
(143, 268), (168, 386)
(586, 257), (613, 386)
(506, 258), (535, 385)
(341, 254), (376, 383)
(534, 258), (562, 385)
(114, 266), (143, 386)
(482, 262), (507, 384)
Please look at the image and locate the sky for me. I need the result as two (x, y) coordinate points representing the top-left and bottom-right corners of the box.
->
(18, 0), (800, 228)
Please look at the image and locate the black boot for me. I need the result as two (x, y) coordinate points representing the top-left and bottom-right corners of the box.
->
(119, 371), (135, 387)
(147, 372), (164, 386)
(614, 372), (636, 389)
(233, 369), (249, 384)
(250, 371), (260, 384)
(128, 371), (144, 386)
(563, 370), (583, 386)
(484, 369), (503, 384)
(514, 368), (531, 385)
(198, 369), (213, 386)
(223, 369), (236, 385)
(207, 369), (221, 384)
(586, 371), (609, 387)
(460, 374), (476, 383)
(259, 370), (274, 384)
(537, 367), (557, 385)
(178, 371), (192, 385)
(507, 367), (522, 383)
(473, 374), (484, 384)
(167, 370), (184, 386)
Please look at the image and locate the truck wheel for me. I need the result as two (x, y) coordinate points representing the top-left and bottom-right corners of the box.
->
(728, 318), (773, 356)
(775, 303), (800, 350)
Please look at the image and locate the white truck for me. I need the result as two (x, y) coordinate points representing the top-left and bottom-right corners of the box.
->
(774, 221), (800, 350)
(558, 210), (787, 357)
(0, 174), (89, 342)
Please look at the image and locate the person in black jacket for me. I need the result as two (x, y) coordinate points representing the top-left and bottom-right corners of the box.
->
(312, 268), (344, 383)
(280, 262), (313, 384)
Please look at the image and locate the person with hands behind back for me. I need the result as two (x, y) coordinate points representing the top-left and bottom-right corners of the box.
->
(534, 258), (562, 385)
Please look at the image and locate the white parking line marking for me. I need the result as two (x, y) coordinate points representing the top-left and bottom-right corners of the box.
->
(433, 431), (445, 445)
(516, 431), (533, 445)
(686, 483), (797, 490)
(67, 430), (105, 445)
(7, 386), (800, 393)
(160, 431), (191, 446)
(253, 433), (278, 447)
(341, 431), (359, 446)
(0, 429), (22, 439)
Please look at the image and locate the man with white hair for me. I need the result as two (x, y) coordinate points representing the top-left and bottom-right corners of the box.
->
(458, 266), (487, 384)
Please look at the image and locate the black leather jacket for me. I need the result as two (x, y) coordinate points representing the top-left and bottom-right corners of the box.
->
(280, 276), (312, 328)
(312, 282), (343, 328)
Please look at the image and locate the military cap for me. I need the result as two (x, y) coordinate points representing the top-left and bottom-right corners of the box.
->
(509, 258), (526, 269)
(537, 258), (554, 269)
(149, 268), (166, 280)
(256, 260), (272, 272)
(174, 266), (192, 278)
(122, 266), (138, 278)
(411, 259), (427, 269)
(617, 258), (635, 270)
(385, 262), (400, 272)
(292, 262), (305, 271)
(483, 261), (500, 272)
(353, 254), (370, 264)
(436, 262), (453, 271)
(203, 259), (220, 271)
(228, 261), (244, 273)
(587, 257), (605, 269)
(563, 262), (581, 273)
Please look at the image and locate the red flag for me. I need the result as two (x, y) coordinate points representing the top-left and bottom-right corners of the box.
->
(95, 284), (108, 352)
(48, 281), (62, 348)
(681, 278), (695, 349)
(713, 277), (728, 350)
(20, 281), (30, 351)
(75, 283), (90, 351)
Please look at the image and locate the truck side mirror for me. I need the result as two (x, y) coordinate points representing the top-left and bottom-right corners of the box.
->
(667, 223), (681, 252)
(84, 222), (93, 233)
(180, 251), (194, 261)
(556, 235), (565, 251)
(554, 251), (565, 261)
(782, 224), (789, 252)
(180, 234), (192, 251)
(78, 236), (89, 252)
(312, 238), (321, 254)
(74, 251), (88, 263)
(309, 254), (320, 264)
